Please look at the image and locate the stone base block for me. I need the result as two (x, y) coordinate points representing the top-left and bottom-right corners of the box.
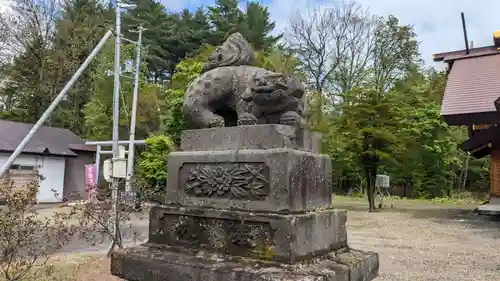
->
(148, 205), (347, 263)
(180, 125), (322, 153)
(166, 148), (332, 212)
(476, 196), (500, 216)
(110, 245), (379, 281)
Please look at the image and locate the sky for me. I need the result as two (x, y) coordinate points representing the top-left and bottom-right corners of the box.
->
(162, 0), (500, 67)
(1, 0), (499, 66)
(0, 0), (8, 13)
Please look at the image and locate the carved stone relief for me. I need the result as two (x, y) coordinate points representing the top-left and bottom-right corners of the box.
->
(182, 163), (270, 200)
(151, 212), (274, 258)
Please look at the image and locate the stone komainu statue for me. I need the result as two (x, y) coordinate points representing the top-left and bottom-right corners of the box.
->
(183, 32), (306, 129)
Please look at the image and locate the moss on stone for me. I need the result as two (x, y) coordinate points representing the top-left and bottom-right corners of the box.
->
(257, 245), (276, 260)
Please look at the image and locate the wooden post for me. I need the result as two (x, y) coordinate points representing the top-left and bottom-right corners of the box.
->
(489, 149), (500, 197)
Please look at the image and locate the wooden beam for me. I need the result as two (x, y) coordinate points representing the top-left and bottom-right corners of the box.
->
(433, 45), (497, 62)
(461, 125), (500, 151)
(490, 150), (500, 196)
(443, 112), (500, 126)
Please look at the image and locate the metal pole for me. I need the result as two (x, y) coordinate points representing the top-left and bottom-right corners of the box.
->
(0, 30), (114, 178)
(95, 145), (101, 185)
(126, 26), (145, 193)
(101, 150), (129, 155)
(85, 140), (146, 146)
(112, 4), (122, 164)
(461, 12), (470, 55)
(108, 0), (122, 256)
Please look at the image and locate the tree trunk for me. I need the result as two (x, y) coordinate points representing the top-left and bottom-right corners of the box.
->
(365, 167), (376, 212)
(362, 132), (378, 212)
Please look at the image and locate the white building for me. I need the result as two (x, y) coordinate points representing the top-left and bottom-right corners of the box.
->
(0, 120), (95, 203)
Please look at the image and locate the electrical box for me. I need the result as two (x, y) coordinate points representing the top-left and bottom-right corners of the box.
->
(112, 145), (127, 179)
(118, 145), (126, 159)
(103, 159), (113, 182)
(123, 59), (134, 73)
(103, 146), (128, 181)
(112, 158), (127, 178)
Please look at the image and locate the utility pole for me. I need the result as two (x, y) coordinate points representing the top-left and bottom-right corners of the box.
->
(125, 25), (146, 195)
(107, 0), (137, 257)
(108, 0), (122, 256)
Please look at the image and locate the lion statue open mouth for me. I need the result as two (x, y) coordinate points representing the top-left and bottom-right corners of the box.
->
(183, 33), (305, 128)
(243, 75), (290, 105)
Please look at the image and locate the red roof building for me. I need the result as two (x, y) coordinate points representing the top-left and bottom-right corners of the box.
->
(434, 31), (500, 213)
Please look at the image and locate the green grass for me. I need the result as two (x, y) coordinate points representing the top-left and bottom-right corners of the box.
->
(333, 194), (482, 211)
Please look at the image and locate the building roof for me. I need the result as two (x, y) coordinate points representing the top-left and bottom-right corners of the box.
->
(434, 45), (500, 125)
(433, 45), (500, 63)
(0, 120), (94, 157)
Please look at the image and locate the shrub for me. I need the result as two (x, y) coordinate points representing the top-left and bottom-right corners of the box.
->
(136, 135), (175, 201)
(0, 178), (73, 281)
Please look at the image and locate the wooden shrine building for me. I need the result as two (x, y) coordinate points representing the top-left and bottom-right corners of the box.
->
(433, 30), (500, 214)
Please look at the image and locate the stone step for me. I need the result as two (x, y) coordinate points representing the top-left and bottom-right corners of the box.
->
(166, 148), (332, 213)
(147, 205), (347, 264)
(110, 245), (379, 281)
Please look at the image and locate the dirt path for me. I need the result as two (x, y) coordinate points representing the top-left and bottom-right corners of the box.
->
(337, 198), (500, 281)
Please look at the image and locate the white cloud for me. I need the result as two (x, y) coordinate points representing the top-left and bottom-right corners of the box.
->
(161, 0), (187, 11)
(264, 0), (500, 66)
(161, 0), (207, 12)
(0, 0), (11, 13)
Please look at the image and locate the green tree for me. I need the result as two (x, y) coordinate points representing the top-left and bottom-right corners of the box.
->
(358, 15), (420, 211)
(335, 88), (405, 209)
(241, 2), (282, 50)
(136, 135), (174, 200)
(123, 1), (212, 82)
(49, 0), (109, 134)
(386, 68), (485, 199)
(83, 41), (164, 140)
(161, 46), (213, 144)
(0, 0), (109, 135)
(0, 0), (59, 123)
(122, 0), (178, 82)
(208, 0), (280, 50)
(207, 0), (245, 45)
(371, 15), (421, 93)
(255, 48), (302, 76)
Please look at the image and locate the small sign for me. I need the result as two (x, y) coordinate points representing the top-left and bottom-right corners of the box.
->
(85, 164), (99, 202)
(375, 175), (390, 188)
(85, 164), (97, 187)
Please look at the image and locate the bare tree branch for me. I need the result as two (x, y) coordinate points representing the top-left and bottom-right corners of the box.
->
(371, 15), (420, 94)
(0, 0), (59, 60)
(286, 0), (373, 105)
(333, 4), (376, 94)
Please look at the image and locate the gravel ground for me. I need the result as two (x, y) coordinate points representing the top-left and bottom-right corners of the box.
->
(42, 198), (500, 281)
(337, 198), (500, 281)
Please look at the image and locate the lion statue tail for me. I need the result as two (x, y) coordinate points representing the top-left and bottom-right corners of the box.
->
(203, 32), (256, 72)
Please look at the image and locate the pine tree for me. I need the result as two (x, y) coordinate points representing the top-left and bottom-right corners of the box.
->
(50, 0), (109, 133)
(242, 3), (282, 50)
(123, 1), (212, 82)
(208, 0), (281, 50)
(207, 0), (245, 45)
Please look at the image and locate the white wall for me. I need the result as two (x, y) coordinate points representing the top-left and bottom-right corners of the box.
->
(0, 153), (66, 203)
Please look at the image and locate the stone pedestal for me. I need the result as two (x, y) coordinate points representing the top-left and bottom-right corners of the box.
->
(111, 125), (379, 281)
(477, 196), (500, 215)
